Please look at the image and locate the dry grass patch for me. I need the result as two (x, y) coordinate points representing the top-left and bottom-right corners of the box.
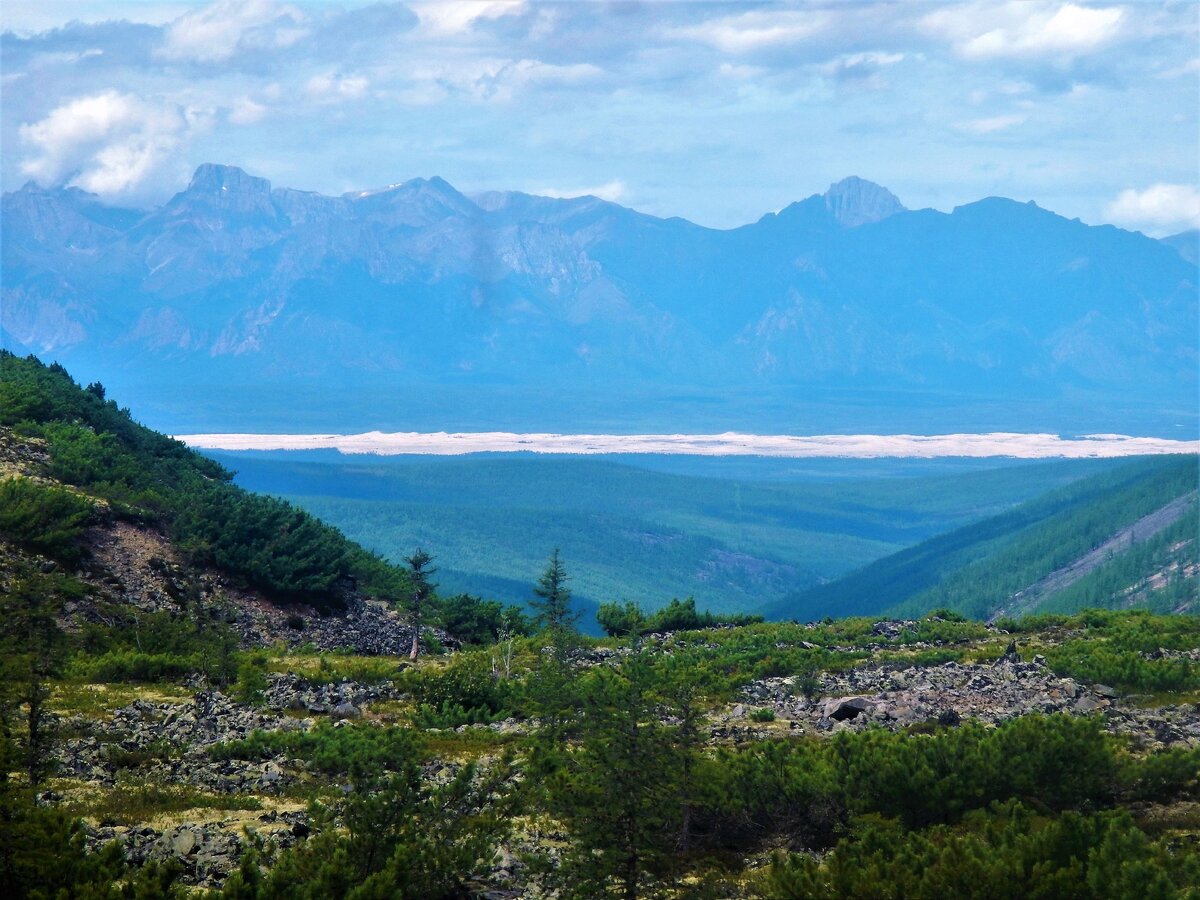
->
(50, 681), (194, 718)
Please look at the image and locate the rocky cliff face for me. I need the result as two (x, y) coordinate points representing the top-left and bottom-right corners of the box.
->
(822, 176), (905, 227)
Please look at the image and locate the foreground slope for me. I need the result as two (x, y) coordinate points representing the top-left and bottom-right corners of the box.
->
(766, 455), (1199, 622)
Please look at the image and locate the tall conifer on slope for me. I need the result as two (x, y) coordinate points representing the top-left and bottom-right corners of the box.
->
(531, 549), (579, 644)
(403, 550), (437, 660)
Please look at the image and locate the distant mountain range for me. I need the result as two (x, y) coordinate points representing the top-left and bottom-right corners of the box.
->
(2, 166), (1196, 434)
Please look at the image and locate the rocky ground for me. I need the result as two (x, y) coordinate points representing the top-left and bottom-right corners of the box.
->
(42, 627), (1200, 891)
(51, 673), (407, 888)
(725, 650), (1200, 749)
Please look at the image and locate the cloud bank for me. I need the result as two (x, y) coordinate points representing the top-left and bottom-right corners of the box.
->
(176, 431), (1200, 460)
(1105, 183), (1200, 236)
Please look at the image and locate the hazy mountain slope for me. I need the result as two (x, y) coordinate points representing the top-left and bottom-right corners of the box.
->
(1162, 229), (1199, 265)
(3, 166), (1195, 432)
(765, 455), (1199, 622)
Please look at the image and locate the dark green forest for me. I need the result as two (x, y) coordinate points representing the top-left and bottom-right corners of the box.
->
(210, 448), (1114, 618)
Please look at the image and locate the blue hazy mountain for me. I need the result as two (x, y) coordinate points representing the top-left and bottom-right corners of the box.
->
(3, 166), (1196, 434)
(1162, 229), (1199, 265)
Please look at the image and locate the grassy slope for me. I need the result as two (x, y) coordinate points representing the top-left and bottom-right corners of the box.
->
(208, 451), (1113, 615)
(768, 455), (1199, 622)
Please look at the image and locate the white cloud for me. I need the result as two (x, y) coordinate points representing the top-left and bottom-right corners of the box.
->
(158, 0), (308, 63)
(412, 1), (527, 37)
(3, 2), (189, 32)
(1105, 184), (1200, 235)
(717, 62), (766, 81)
(534, 180), (626, 202)
(668, 9), (828, 53)
(924, 2), (1125, 60)
(406, 57), (601, 103)
(18, 90), (204, 198)
(504, 59), (600, 88)
(832, 51), (906, 70)
(957, 113), (1028, 134)
(816, 51), (907, 86)
(305, 73), (370, 102)
(29, 48), (105, 69)
(1159, 57), (1200, 79)
(228, 97), (267, 125)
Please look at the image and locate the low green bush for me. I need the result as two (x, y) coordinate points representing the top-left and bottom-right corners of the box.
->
(68, 650), (198, 683)
(400, 653), (514, 722)
(210, 722), (421, 777)
(759, 800), (1200, 899)
(0, 477), (93, 564)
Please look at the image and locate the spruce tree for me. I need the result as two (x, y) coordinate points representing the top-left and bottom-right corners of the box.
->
(531, 549), (578, 644)
(549, 655), (682, 899)
(403, 550), (437, 660)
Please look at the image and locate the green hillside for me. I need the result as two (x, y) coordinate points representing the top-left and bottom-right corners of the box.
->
(766, 456), (1199, 621)
(210, 450), (1115, 616)
(0, 351), (410, 608)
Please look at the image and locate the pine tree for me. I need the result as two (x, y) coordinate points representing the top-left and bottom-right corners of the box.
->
(549, 655), (682, 899)
(403, 550), (437, 660)
(1, 575), (67, 787)
(531, 549), (578, 644)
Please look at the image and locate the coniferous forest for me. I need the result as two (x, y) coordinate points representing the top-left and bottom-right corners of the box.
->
(0, 352), (1197, 898)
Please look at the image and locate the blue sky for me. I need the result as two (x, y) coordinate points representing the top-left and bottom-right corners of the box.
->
(2, 1), (1197, 234)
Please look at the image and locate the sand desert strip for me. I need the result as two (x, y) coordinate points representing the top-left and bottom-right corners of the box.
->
(175, 431), (1200, 459)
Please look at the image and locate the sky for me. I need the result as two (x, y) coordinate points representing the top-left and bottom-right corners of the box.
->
(2, 1), (1197, 235)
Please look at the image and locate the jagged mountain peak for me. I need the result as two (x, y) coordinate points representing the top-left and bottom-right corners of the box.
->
(160, 164), (279, 225)
(823, 176), (905, 227)
(344, 175), (479, 226)
(347, 175), (466, 202)
(186, 163), (273, 196)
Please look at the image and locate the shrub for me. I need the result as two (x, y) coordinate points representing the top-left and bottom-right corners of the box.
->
(210, 722), (420, 777)
(400, 653), (513, 722)
(596, 600), (646, 638)
(69, 609), (238, 683)
(439, 593), (532, 645)
(233, 654), (269, 706)
(758, 801), (1200, 900)
(69, 650), (197, 683)
(0, 477), (93, 564)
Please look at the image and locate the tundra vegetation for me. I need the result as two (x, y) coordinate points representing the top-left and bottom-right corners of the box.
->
(0, 352), (1198, 898)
